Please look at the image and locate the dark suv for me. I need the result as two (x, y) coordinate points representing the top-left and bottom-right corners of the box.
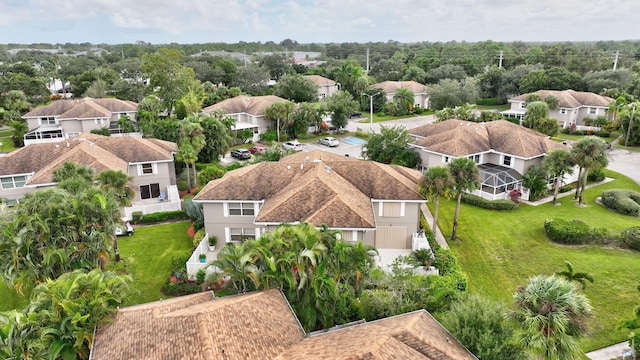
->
(349, 112), (362, 118)
(230, 148), (251, 160)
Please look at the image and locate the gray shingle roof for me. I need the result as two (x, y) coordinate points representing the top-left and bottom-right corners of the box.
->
(369, 81), (428, 94)
(203, 95), (288, 116)
(303, 75), (335, 86)
(510, 90), (613, 108)
(23, 97), (137, 119)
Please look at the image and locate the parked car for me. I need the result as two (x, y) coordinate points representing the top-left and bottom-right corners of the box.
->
(230, 148), (252, 160)
(249, 144), (267, 154)
(349, 112), (362, 118)
(319, 137), (339, 147)
(282, 140), (304, 151)
(115, 221), (134, 237)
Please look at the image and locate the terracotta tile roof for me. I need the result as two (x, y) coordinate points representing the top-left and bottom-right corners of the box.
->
(203, 95), (288, 116)
(369, 80), (428, 94)
(91, 289), (305, 360)
(23, 97), (137, 118)
(510, 89), (613, 108)
(194, 150), (424, 228)
(275, 310), (477, 360)
(0, 134), (176, 183)
(303, 75), (336, 86)
(409, 119), (566, 158)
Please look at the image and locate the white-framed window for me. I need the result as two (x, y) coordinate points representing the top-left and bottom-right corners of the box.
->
(229, 228), (256, 243)
(560, 109), (567, 114)
(41, 116), (56, 125)
(520, 103), (526, 108)
(137, 163), (156, 175)
(67, 132), (80, 138)
(502, 155), (512, 167)
(1, 176), (27, 189)
(468, 154), (480, 163)
(589, 107), (597, 115)
(228, 202), (255, 216)
(443, 156), (450, 163)
(139, 183), (160, 199)
(95, 119), (106, 125)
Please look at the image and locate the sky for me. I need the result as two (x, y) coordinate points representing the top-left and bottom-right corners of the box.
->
(1, 0), (639, 45)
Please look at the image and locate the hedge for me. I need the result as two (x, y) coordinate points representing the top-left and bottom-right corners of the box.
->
(620, 227), (640, 251)
(543, 218), (607, 245)
(461, 193), (518, 210)
(131, 210), (189, 224)
(601, 189), (640, 216)
(587, 168), (606, 182)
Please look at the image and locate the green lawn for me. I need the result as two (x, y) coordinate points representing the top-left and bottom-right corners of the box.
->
(357, 112), (433, 123)
(0, 128), (15, 153)
(433, 170), (640, 351)
(112, 221), (194, 306)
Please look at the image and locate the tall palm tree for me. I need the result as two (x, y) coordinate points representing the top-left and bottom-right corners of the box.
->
(543, 148), (576, 205)
(570, 136), (609, 205)
(96, 169), (134, 207)
(512, 275), (593, 360)
(420, 166), (453, 237)
(449, 157), (480, 240)
(393, 87), (415, 115)
(212, 243), (260, 293)
(556, 261), (594, 289)
(175, 143), (196, 191)
(264, 101), (295, 142)
(179, 117), (206, 188)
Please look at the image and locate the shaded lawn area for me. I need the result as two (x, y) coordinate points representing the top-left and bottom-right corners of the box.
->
(107, 221), (193, 306)
(357, 112), (433, 123)
(432, 170), (640, 352)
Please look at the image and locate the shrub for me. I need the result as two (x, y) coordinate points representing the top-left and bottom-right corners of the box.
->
(131, 211), (143, 224)
(476, 98), (501, 106)
(461, 193), (518, 210)
(587, 168), (606, 182)
(162, 281), (201, 296)
(559, 185), (574, 193)
(139, 210), (189, 224)
(543, 218), (607, 244)
(193, 228), (206, 247)
(620, 227), (640, 251)
(594, 130), (611, 138)
(177, 180), (189, 192)
(90, 128), (111, 136)
(354, 131), (370, 139)
(601, 189), (640, 216)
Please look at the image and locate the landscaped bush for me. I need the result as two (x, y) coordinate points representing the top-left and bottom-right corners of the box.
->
(588, 168), (606, 182)
(620, 227), (640, 251)
(601, 189), (640, 216)
(461, 193), (518, 210)
(193, 228), (206, 247)
(131, 211), (143, 224)
(559, 184), (574, 193)
(543, 218), (608, 245)
(476, 98), (502, 106)
(138, 210), (189, 224)
(354, 131), (370, 139)
(594, 130), (611, 138)
(162, 280), (201, 296)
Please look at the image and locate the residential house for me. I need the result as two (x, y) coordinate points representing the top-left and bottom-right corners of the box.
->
(408, 119), (570, 200)
(193, 150), (425, 250)
(369, 80), (430, 109)
(90, 289), (477, 360)
(501, 89), (613, 128)
(303, 75), (339, 101)
(0, 133), (179, 218)
(202, 95), (288, 142)
(21, 97), (139, 145)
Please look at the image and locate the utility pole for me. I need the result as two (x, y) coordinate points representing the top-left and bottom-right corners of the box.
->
(498, 50), (504, 68)
(625, 103), (635, 147)
(613, 50), (620, 70)
(363, 93), (378, 131)
(366, 48), (370, 73)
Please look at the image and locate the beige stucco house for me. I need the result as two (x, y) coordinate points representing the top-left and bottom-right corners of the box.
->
(202, 95), (288, 142)
(21, 97), (139, 145)
(302, 75), (339, 101)
(193, 150), (426, 250)
(502, 89), (613, 128)
(369, 80), (430, 109)
(408, 119), (570, 200)
(0, 133), (179, 217)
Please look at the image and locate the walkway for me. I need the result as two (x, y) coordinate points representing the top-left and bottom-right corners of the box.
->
(420, 204), (449, 249)
(586, 341), (633, 360)
(520, 177), (615, 206)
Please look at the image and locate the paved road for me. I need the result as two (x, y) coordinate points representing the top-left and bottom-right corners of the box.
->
(608, 148), (640, 185)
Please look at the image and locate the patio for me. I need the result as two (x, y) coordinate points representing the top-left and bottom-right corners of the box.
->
(474, 163), (523, 200)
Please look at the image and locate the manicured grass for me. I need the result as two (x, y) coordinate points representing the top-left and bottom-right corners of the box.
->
(432, 170), (640, 351)
(0, 129), (16, 152)
(108, 221), (194, 306)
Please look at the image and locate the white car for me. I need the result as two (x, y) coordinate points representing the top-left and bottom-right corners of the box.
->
(282, 140), (304, 151)
(319, 137), (339, 147)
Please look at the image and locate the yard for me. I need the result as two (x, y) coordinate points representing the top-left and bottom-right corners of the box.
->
(433, 170), (640, 352)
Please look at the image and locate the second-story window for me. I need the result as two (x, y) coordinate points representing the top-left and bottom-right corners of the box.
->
(228, 202), (255, 216)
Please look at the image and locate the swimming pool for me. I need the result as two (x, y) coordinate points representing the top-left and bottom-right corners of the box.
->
(342, 137), (367, 145)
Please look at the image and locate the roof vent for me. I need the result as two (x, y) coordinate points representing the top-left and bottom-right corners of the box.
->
(66, 142), (70, 147)
(300, 163), (303, 170)
(325, 165), (332, 173)
(287, 165), (291, 170)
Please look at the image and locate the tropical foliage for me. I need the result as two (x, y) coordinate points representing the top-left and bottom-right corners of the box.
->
(361, 125), (420, 168)
(448, 157), (480, 240)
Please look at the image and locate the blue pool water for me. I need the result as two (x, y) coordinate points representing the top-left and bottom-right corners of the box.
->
(342, 137), (367, 145)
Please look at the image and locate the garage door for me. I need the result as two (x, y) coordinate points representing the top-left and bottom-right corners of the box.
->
(375, 226), (408, 249)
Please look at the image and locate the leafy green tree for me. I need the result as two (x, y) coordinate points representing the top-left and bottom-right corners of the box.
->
(231, 64), (271, 95)
(444, 294), (527, 360)
(519, 70), (549, 93)
(293, 102), (324, 136)
(523, 101), (549, 129)
(521, 165), (548, 201)
(96, 169), (134, 208)
(275, 74), (318, 103)
(9, 120), (28, 147)
(264, 100), (295, 141)
(448, 157), (480, 240)
(198, 110), (234, 163)
(478, 65), (506, 99)
(425, 64), (467, 84)
(174, 87), (205, 120)
(402, 65), (426, 83)
(52, 161), (95, 184)
(325, 90), (358, 131)
(556, 261), (594, 289)
(420, 166), (453, 237)
(361, 125), (420, 168)
(178, 117), (206, 188)
(428, 78), (478, 110)
(511, 275), (593, 360)
(570, 136), (609, 204)
(618, 102), (640, 146)
(258, 53), (292, 81)
(542, 148), (575, 205)
(435, 104), (477, 122)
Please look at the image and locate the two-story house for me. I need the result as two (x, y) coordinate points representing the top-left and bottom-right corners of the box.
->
(0, 133), (179, 218)
(369, 81), (430, 109)
(501, 89), (613, 128)
(302, 75), (339, 101)
(21, 97), (139, 145)
(193, 150), (425, 250)
(202, 95), (288, 142)
(408, 119), (570, 201)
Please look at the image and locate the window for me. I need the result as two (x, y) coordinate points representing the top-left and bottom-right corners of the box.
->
(230, 228), (256, 243)
(520, 103), (526, 108)
(228, 202), (255, 216)
(589, 107), (597, 115)
(95, 119), (106, 125)
(138, 163), (156, 175)
(1, 176), (27, 189)
(468, 154), (480, 163)
(560, 109), (567, 114)
(443, 156), (450, 163)
(41, 117), (56, 125)
(502, 155), (512, 167)
(140, 183), (160, 199)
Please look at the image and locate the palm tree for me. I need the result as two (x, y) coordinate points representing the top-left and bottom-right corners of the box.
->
(420, 166), (453, 237)
(523, 101), (549, 129)
(52, 162), (94, 184)
(521, 165), (548, 201)
(179, 117), (206, 188)
(96, 169), (134, 207)
(449, 157), (480, 240)
(212, 243), (260, 293)
(175, 143), (196, 191)
(393, 87), (414, 115)
(264, 101), (295, 142)
(556, 261), (594, 289)
(570, 136), (609, 205)
(512, 275), (593, 360)
(543, 149), (575, 205)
